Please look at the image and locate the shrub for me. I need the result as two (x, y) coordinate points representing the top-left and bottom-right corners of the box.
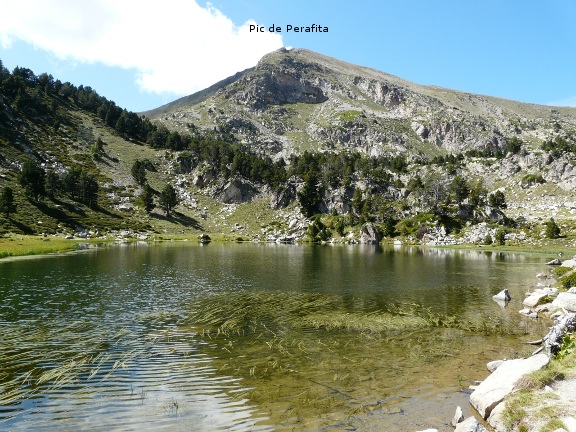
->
(545, 218), (561, 239)
(521, 173), (545, 188)
(559, 271), (576, 289)
(495, 228), (506, 245)
(554, 266), (573, 277)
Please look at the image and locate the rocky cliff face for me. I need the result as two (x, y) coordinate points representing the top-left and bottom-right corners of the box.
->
(144, 48), (576, 161)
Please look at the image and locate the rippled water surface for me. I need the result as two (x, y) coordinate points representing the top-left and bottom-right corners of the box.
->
(0, 243), (551, 431)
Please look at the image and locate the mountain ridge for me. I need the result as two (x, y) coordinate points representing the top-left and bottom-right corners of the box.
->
(143, 48), (576, 161)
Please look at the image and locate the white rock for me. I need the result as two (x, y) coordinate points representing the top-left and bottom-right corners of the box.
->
(523, 292), (552, 308)
(492, 289), (511, 301)
(455, 416), (488, 432)
(452, 406), (465, 426)
(561, 259), (576, 269)
(470, 354), (549, 419)
(487, 401), (508, 431)
(552, 292), (576, 312)
(561, 416), (576, 432)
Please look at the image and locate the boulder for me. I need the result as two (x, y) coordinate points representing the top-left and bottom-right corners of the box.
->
(455, 417), (488, 432)
(359, 222), (381, 244)
(560, 416), (576, 432)
(546, 258), (562, 265)
(492, 289), (511, 301)
(519, 308), (538, 318)
(523, 292), (552, 308)
(552, 292), (576, 312)
(470, 353), (549, 419)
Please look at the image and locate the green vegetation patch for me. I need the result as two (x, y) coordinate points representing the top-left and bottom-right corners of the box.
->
(559, 271), (576, 289)
(335, 110), (363, 123)
(0, 235), (84, 259)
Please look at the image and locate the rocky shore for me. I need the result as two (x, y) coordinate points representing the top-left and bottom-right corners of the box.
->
(418, 260), (576, 432)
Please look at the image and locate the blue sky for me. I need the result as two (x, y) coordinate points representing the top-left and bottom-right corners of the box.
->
(1, 1), (575, 112)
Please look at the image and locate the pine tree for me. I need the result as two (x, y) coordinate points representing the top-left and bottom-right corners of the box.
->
(159, 184), (178, 217)
(0, 186), (16, 218)
(131, 160), (147, 186)
(18, 159), (46, 201)
(140, 183), (155, 213)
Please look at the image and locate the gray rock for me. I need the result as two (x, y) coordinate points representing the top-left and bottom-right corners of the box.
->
(219, 178), (257, 204)
(470, 353), (549, 419)
(552, 292), (576, 312)
(454, 416), (488, 432)
(519, 308), (538, 318)
(492, 289), (511, 301)
(270, 184), (296, 209)
(569, 287), (576, 294)
(547, 258), (562, 265)
(452, 405), (465, 426)
(359, 222), (381, 244)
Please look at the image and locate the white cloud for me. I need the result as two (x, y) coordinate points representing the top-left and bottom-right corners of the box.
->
(0, 0), (283, 96)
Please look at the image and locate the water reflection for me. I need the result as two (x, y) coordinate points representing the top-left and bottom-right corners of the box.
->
(0, 243), (550, 431)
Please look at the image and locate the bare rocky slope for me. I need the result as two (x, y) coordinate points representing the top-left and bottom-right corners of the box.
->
(144, 48), (576, 160)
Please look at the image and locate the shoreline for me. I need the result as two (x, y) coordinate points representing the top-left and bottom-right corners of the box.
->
(2, 232), (575, 262)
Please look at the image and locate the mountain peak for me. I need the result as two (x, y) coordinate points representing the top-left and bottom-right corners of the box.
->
(144, 48), (576, 159)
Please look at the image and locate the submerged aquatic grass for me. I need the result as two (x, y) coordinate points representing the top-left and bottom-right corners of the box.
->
(182, 289), (529, 429)
(186, 290), (522, 337)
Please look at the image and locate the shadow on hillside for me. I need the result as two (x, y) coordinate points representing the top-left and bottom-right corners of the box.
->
(32, 200), (78, 221)
(93, 205), (122, 219)
(9, 218), (35, 234)
(47, 198), (87, 216)
(151, 211), (202, 229)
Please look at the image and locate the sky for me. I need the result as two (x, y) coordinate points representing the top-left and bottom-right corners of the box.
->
(1, 1), (576, 112)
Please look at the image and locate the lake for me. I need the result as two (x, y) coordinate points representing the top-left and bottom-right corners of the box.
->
(0, 243), (551, 431)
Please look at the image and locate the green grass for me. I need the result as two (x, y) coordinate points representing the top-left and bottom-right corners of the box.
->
(336, 110), (362, 123)
(0, 235), (85, 259)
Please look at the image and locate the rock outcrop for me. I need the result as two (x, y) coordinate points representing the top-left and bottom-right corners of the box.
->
(470, 353), (550, 419)
(218, 178), (258, 204)
(359, 222), (381, 244)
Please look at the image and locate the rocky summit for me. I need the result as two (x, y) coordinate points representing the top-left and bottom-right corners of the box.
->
(145, 48), (576, 160)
